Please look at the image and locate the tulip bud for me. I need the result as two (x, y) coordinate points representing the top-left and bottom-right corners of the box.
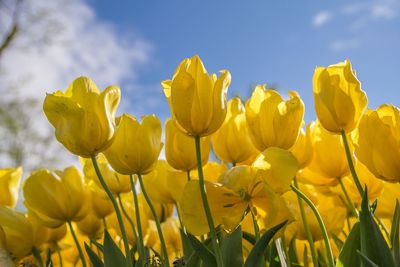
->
(354, 104), (400, 182)
(43, 76), (121, 157)
(165, 119), (210, 171)
(313, 60), (367, 133)
(0, 167), (22, 208)
(162, 55), (231, 136)
(212, 97), (259, 165)
(104, 113), (163, 175)
(23, 166), (88, 227)
(246, 85), (304, 151)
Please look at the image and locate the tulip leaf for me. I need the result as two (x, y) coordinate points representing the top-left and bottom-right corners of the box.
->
(390, 200), (400, 265)
(85, 242), (104, 267)
(357, 250), (379, 267)
(221, 226), (243, 267)
(187, 233), (217, 267)
(336, 222), (361, 267)
(359, 188), (395, 267)
(332, 233), (345, 252)
(180, 229), (194, 259)
(243, 220), (287, 267)
(90, 238), (104, 252)
(242, 231), (256, 245)
(268, 243), (280, 267)
(103, 230), (127, 267)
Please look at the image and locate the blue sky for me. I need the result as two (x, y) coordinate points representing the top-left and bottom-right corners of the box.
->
(90, 0), (400, 122)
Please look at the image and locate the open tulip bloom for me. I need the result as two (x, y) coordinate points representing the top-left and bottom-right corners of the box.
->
(0, 57), (399, 267)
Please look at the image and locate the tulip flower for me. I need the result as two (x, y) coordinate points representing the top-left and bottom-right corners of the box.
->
(298, 122), (350, 186)
(252, 147), (298, 194)
(104, 113), (163, 175)
(143, 160), (187, 204)
(165, 119), (210, 172)
(0, 167), (22, 208)
(190, 161), (228, 182)
(23, 166), (87, 228)
(162, 55), (231, 137)
(354, 104), (400, 182)
(76, 210), (103, 240)
(313, 59), (367, 133)
(290, 124), (313, 170)
(88, 183), (114, 220)
(46, 224), (67, 244)
(375, 182), (400, 218)
(0, 207), (48, 262)
(81, 155), (131, 195)
(246, 85), (304, 151)
(212, 97), (259, 165)
(43, 76), (121, 157)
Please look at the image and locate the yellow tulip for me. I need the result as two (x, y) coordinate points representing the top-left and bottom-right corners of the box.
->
(23, 166), (88, 227)
(212, 97), (259, 165)
(375, 182), (400, 218)
(190, 161), (228, 182)
(77, 211), (103, 239)
(165, 119), (210, 171)
(43, 76), (121, 157)
(46, 224), (67, 244)
(252, 147), (298, 194)
(104, 113), (163, 175)
(0, 207), (48, 262)
(88, 183), (114, 219)
(354, 105), (400, 182)
(147, 217), (183, 265)
(246, 85), (304, 151)
(313, 59), (368, 133)
(162, 55), (231, 137)
(284, 187), (346, 241)
(81, 154), (131, 195)
(298, 122), (349, 186)
(0, 167), (22, 208)
(143, 160), (187, 204)
(290, 124), (313, 169)
(341, 161), (384, 205)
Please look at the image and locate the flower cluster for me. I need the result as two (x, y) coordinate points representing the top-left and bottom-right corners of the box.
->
(0, 56), (399, 267)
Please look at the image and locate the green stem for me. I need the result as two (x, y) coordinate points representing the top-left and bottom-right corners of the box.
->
(194, 135), (224, 267)
(274, 238), (288, 267)
(186, 170), (191, 181)
(175, 201), (185, 231)
(103, 217), (108, 230)
(137, 173), (169, 266)
(291, 184), (335, 267)
(67, 221), (86, 267)
(90, 155), (133, 267)
(56, 245), (63, 267)
(338, 177), (358, 217)
(32, 246), (44, 267)
(250, 207), (260, 240)
(130, 175), (145, 265)
(293, 178), (318, 267)
(340, 130), (364, 197)
(117, 194), (139, 245)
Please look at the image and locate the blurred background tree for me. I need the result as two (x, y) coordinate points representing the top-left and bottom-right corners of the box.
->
(0, 0), (66, 171)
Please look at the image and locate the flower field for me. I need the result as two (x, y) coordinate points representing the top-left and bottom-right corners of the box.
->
(0, 55), (399, 267)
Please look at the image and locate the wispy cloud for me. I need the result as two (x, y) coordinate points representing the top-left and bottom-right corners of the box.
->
(330, 39), (360, 51)
(312, 10), (333, 27)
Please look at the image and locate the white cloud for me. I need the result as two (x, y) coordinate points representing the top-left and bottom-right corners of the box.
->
(330, 39), (360, 51)
(0, 0), (153, 170)
(312, 10), (333, 27)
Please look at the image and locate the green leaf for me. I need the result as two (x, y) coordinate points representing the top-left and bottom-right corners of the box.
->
(45, 248), (53, 267)
(268, 243), (280, 267)
(243, 220), (287, 267)
(336, 222), (361, 267)
(242, 231), (256, 245)
(390, 200), (400, 265)
(103, 230), (127, 267)
(187, 233), (217, 267)
(90, 238), (104, 253)
(359, 188), (395, 267)
(180, 229), (194, 259)
(332, 233), (345, 252)
(85, 242), (104, 267)
(221, 226), (243, 267)
(357, 250), (379, 267)
(288, 234), (299, 265)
